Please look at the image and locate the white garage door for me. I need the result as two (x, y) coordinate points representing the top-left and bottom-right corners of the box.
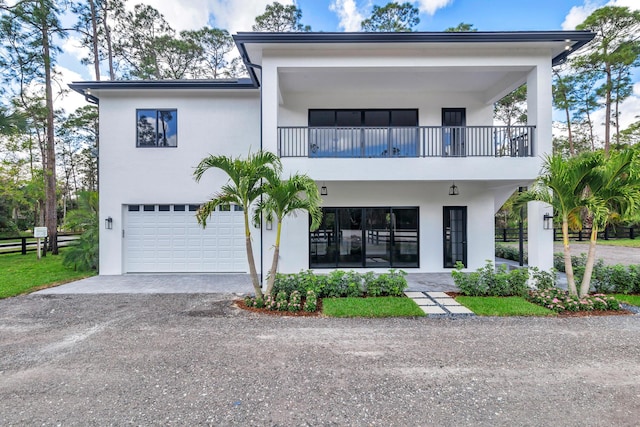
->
(125, 204), (248, 273)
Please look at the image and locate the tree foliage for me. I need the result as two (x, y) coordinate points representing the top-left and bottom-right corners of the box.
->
(494, 85), (527, 126)
(444, 22), (477, 32)
(194, 151), (282, 299)
(517, 149), (640, 297)
(253, 2), (310, 32)
(63, 190), (99, 271)
(361, 2), (420, 32)
(0, 0), (67, 253)
(253, 174), (322, 295)
(575, 6), (640, 154)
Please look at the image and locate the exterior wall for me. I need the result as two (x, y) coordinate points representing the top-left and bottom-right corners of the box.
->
(278, 90), (493, 127)
(269, 181), (495, 274)
(98, 90), (261, 275)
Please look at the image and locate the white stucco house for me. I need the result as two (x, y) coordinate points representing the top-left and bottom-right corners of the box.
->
(70, 30), (593, 278)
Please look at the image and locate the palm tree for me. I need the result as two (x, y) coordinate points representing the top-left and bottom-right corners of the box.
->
(62, 191), (99, 271)
(193, 151), (281, 299)
(517, 153), (600, 296)
(253, 174), (323, 296)
(579, 149), (640, 297)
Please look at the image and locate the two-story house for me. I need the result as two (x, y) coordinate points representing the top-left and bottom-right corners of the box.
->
(70, 30), (593, 278)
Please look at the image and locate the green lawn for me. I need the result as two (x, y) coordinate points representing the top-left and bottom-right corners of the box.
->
(456, 296), (555, 316)
(0, 251), (94, 298)
(612, 294), (640, 306)
(595, 239), (640, 248)
(322, 297), (425, 318)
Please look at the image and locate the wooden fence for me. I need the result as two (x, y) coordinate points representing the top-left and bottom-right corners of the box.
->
(495, 226), (638, 243)
(0, 233), (79, 255)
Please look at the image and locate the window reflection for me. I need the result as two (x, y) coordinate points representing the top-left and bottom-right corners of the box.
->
(136, 109), (177, 147)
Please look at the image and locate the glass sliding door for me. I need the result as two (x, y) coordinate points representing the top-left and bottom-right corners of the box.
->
(310, 207), (419, 269)
(392, 208), (419, 267)
(364, 208), (391, 267)
(310, 209), (337, 267)
(443, 206), (467, 268)
(338, 208), (363, 267)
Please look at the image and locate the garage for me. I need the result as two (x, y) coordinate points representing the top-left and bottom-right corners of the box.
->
(125, 204), (248, 273)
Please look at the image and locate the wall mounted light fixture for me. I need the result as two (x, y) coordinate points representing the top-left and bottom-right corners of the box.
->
(105, 216), (113, 230)
(266, 220), (273, 230)
(543, 213), (554, 230)
(320, 183), (328, 196)
(448, 182), (459, 196)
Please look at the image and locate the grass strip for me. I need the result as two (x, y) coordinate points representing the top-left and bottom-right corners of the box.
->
(594, 239), (640, 248)
(612, 294), (640, 306)
(0, 251), (94, 299)
(322, 296), (425, 318)
(456, 296), (555, 317)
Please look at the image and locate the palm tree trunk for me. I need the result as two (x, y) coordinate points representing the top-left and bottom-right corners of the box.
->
(562, 218), (578, 296)
(244, 211), (262, 299)
(579, 225), (598, 298)
(265, 220), (282, 296)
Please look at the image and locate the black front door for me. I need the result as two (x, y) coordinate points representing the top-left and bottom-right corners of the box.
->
(442, 108), (466, 156)
(443, 206), (467, 268)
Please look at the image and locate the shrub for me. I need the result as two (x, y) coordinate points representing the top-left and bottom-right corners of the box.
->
(495, 243), (527, 263)
(303, 290), (318, 312)
(592, 264), (640, 294)
(451, 261), (529, 297)
(270, 269), (407, 299)
(275, 291), (289, 311)
(528, 267), (557, 290)
(369, 269), (408, 297)
(553, 252), (590, 273)
(288, 290), (302, 312)
(528, 288), (620, 312)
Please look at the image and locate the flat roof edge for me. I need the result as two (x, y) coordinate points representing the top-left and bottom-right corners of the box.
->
(68, 80), (258, 94)
(233, 30), (595, 44)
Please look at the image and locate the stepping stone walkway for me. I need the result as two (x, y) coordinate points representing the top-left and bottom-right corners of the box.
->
(404, 291), (475, 316)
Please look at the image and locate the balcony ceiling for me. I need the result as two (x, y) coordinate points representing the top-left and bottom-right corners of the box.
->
(278, 66), (531, 101)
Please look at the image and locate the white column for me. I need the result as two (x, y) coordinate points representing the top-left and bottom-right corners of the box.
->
(527, 201), (554, 271)
(527, 63), (552, 157)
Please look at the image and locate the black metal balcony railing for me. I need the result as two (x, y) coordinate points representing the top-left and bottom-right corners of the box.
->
(278, 126), (535, 158)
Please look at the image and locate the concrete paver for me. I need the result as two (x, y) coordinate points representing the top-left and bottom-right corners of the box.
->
(420, 305), (447, 314)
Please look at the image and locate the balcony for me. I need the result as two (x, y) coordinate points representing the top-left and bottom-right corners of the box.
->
(278, 126), (535, 158)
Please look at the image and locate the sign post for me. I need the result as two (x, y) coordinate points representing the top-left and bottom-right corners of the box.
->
(34, 227), (48, 259)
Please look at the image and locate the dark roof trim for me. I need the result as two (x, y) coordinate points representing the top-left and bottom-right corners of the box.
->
(68, 79), (258, 101)
(234, 30), (595, 67)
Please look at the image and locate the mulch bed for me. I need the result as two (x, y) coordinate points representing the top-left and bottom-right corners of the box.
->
(235, 299), (322, 317)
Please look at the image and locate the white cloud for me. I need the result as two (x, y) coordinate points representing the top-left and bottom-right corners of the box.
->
(561, 0), (600, 30)
(562, 0), (640, 30)
(62, 35), (87, 64)
(123, 0), (296, 33)
(206, 0), (295, 33)
(610, 0), (640, 10)
(415, 0), (453, 16)
(125, 0), (210, 32)
(330, 0), (365, 32)
(54, 66), (91, 115)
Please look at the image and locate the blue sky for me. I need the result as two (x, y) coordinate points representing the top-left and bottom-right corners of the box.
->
(293, 0), (591, 32)
(58, 0), (640, 135)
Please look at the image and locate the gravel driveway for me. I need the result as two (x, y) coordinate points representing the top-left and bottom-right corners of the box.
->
(1, 293), (639, 426)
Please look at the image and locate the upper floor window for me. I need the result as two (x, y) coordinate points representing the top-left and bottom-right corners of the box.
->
(308, 109), (418, 127)
(136, 109), (177, 147)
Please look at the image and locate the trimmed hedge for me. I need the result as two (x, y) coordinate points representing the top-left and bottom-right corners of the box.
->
(451, 261), (529, 297)
(271, 269), (408, 298)
(495, 243), (528, 264)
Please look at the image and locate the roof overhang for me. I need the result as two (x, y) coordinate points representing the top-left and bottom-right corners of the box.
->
(234, 31), (595, 86)
(68, 79), (258, 103)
